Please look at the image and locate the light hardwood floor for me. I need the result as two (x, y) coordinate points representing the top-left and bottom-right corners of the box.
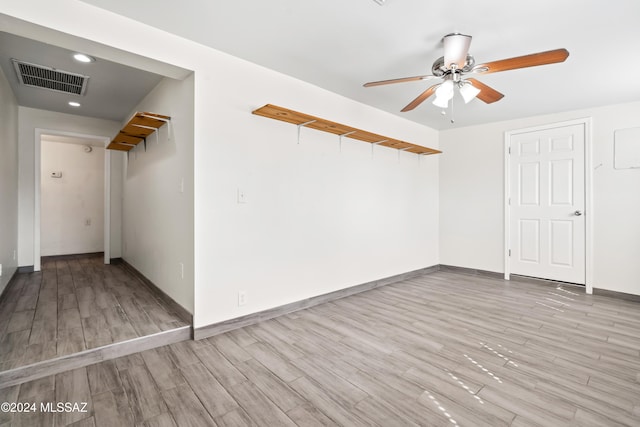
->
(2, 270), (640, 426)
(0, 254), (189, 372)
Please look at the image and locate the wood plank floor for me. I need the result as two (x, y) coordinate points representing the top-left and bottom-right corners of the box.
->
(2, 270), (640, 426)
(0, 254), (189, 372)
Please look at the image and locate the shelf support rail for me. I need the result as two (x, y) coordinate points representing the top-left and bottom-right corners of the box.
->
(297, 120), (316, 144)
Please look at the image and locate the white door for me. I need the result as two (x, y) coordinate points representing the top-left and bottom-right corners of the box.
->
(509, 123), (585, 284)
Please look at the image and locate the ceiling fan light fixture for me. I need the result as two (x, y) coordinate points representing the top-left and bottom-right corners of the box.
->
(435, 80), (454, 99)
(432, 95), (449, 109)
(459, 81), (481, 103)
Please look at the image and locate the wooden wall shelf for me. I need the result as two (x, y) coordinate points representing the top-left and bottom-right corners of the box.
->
(107, 112), (171, 151)
(252, 104), (441, 155)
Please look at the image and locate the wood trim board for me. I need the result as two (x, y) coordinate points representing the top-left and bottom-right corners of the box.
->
(107, 112), (171, 151)
(0, 326), (191, 388)
(252, 104), (441, 155)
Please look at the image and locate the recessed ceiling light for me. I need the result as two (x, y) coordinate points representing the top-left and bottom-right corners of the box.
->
(73, 53), (95, 63)
(68, 101), (81, 107)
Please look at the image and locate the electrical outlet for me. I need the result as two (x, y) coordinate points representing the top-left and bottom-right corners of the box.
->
(238, 291), (247, 306)
(0, 263), (2, 277)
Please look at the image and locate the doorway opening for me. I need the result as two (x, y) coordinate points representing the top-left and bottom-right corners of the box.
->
(35, 129), (111, 271)
(40, 134), (107, 261)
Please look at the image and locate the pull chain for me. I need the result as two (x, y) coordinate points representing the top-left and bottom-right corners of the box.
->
(450, 92), (455, 124)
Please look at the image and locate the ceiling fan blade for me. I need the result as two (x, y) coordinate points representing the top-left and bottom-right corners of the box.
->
(401, 84), (439, 112)
(475, 48), (569, 74)
(363, 75), (437, 87)
(466, 78), (504, 103)
(444, 33), (472, 69)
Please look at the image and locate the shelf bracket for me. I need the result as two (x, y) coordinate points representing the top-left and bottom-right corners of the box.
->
(297, 120), (316, 144)
(339, 131), (356, 152)
(141, 114), (171, 141)
(371, 140), (387, 158)
(398, 147), (412, 161)
(132, 124), (161, 145)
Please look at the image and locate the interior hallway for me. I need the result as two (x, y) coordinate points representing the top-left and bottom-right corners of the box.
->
(0, 254), (189, 372)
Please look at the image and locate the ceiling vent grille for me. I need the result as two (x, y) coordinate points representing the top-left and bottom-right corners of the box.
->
(12, 59), (89, 95)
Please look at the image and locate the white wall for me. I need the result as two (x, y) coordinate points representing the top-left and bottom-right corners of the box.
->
(40, 139), (104, 256)
(440, 101), (640, 295)
(121, 76), (194, 314)
(197, 55), (440, 327)
(0, 67), (19, 294)
(6, 2), (638, 320)
(17, 107), (120, 267)
(0, 2), (440, 329)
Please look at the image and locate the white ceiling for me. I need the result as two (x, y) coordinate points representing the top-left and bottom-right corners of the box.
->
(0, 31), (164, 121)
(3, 1), (638, 129)
(77, 0), (640, 129)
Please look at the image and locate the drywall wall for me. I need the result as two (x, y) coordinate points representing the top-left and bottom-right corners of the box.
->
(121, 76), (194, 314)
(0, 66), (19, 294)
(40, 139), (105, 256)
(195, 52), (439, 328)
(17, 107), (120, 267)
(0, 2), (440, 329)
(440, 101), (640, 295)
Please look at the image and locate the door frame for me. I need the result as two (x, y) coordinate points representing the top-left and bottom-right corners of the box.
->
(503, 117), (594, 294)
(34, 128), (112, 271)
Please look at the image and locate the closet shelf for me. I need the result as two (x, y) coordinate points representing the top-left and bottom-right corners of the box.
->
(252, 104), (441, 155)
(107, 112), (171, 151)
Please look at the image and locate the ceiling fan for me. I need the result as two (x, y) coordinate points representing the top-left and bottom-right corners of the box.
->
(364, 33), (569, 113)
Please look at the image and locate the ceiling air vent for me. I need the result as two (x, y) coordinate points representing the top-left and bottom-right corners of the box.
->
(12, 59), (89, 95)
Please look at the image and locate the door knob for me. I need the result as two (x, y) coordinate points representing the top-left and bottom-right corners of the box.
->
(574, 210), (583, 216)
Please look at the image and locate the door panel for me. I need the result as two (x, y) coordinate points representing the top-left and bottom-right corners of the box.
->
(549, 220), (573, 267)
(519, 162), (540, 205)
(519, 219), (540, 263)
(550, 159), (573, 205)
(510, 124), (585, 284)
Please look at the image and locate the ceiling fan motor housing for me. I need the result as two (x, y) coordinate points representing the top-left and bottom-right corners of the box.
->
(432, 55), (476, 76)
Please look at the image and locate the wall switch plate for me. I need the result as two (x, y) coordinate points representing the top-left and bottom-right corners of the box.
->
(237, 188), (247, 204)
(0, 263), (2, 277)
(238, 291), (247, 306)
(179, 262), (184, 279)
